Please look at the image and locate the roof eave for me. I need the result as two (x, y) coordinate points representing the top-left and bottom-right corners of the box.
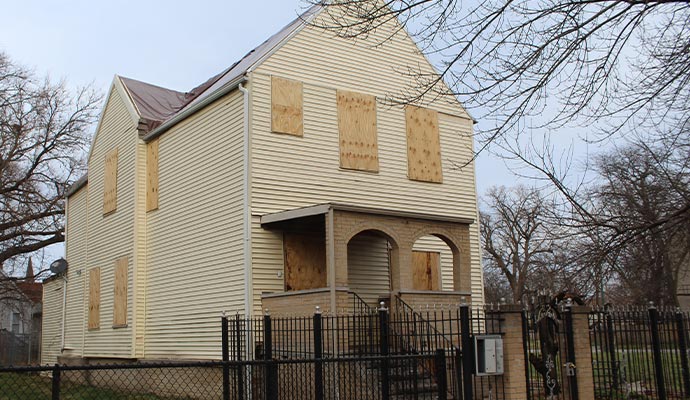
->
(142, 75), (248, 142)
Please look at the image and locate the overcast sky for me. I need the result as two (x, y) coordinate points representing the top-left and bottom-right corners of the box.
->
(1, 0), (518, 205)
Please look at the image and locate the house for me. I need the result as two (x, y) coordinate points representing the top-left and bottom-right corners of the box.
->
(41, 4), (483, 365)
(1, 260), (42, 365)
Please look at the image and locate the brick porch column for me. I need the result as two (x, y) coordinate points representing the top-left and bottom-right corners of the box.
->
(452, 225), (473, 294)
(393, 244), (413, 291)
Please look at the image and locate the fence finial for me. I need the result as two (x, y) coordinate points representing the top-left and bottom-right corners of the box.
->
(379, 301), (388, 312)
(648, 301), (656, 310)
(315, 305), (321, 314)
(264, 308), (270, 316)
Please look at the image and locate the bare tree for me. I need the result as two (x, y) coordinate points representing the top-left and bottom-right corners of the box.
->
(580, 139), (690, 305)
(480, 185), (573, 303)
(310, 0), (689, 148)
(0, 52), (100, 273)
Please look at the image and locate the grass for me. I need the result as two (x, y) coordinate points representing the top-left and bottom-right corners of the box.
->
(591, 348), (687, 398)
(0, 373), (166, 400)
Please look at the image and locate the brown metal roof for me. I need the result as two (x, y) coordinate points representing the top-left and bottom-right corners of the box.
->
(118, 5), (320, 134)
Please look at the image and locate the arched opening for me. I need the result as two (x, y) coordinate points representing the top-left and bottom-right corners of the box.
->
(347, 229), (398, 306)
(411, 234), (457, 291)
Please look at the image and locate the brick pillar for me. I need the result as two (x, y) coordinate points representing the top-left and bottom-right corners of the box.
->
(571, 306), (595, 399)
(394, 244), (413, 291)
(452, 225), (472, 294)
(496, 306), (529, 400)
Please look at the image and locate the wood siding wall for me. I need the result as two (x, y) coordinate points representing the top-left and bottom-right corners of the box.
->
(83, 88), (136, 358)
(144, 91), (245, 359)
(250, 12), (483, 308)
(40, 280), (63, 365)
(347, 233), (390, 306)
(64, 186), (88, 355)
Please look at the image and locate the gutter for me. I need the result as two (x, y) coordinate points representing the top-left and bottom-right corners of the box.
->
(238, 82), (253, 317)
(142, 76), (248, 143)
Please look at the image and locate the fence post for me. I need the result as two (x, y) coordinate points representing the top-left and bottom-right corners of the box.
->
(649, 304), (667, 400)
(436, 348), (448, 400)
(264, 310), (278, 400)
(221, 313), (230, 400)
(605, 310), (619, 391)
(314, 306), (324, 400)
(51, 363), (60, 400)
(460, 304), (473, 400)
(564, 302), (579, 400)
(379, 302), (390, 400)
(235, 313), (244, 400)
(675, 309), (690, 397)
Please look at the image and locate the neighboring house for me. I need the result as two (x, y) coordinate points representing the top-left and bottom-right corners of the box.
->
(0, 261), (42, 365)
(42, 5), (483, 364)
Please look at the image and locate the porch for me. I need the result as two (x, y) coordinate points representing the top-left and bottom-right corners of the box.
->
(259, 203), (475, 314)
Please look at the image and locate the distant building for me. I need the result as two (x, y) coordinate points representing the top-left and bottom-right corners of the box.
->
(0, 260), (42, 365)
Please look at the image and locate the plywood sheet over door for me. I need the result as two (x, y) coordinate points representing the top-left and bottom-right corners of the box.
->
(412, 251), (441, 291)
(284, 232), (326, 291)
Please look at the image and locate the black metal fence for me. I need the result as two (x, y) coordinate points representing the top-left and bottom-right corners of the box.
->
(0, 303), (505, 400)
(590, 305), (690, 399)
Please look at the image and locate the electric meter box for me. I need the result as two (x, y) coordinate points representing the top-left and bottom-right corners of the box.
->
(474, 335), (504, 376)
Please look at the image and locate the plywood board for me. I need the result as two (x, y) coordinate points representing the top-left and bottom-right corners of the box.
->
(337, 90), (379, 172)
(412, 251), (441, 291)
(113, 257), (128, 327)
(103, 148), (119, 214)
(284, 232), (327, 291)
(405, 106), (443, 183)
(146, 139), (159, 212)
(88, 268), (101, 330)
(271, 76), (303, 136)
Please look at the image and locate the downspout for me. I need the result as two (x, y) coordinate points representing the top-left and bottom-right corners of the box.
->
(238, 82), (253, 317)
(60, 274), (68, 351)
(61, 197), (69, 352)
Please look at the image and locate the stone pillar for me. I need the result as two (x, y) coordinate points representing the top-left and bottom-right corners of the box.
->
(497, 305), (529, 400)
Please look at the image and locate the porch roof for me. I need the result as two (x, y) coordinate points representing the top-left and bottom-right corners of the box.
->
(260, 203), (475, 226)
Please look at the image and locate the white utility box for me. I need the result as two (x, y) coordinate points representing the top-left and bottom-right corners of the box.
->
(474, 334), (504, 376)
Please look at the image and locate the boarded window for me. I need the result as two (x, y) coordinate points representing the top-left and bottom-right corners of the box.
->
(412, 251), (440, 291)
(284, 232), (326, 291)
(113, 257), (128, 327)
(337, 90), (379, 172)
(405, 106), (442, 183)
(103, 148), (119, 214)
(88, 268), (101, 330)
(271, 76), (303, 136)
(146, 139), (159, 212)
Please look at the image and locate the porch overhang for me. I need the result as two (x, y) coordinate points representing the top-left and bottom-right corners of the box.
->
(260, 203), (475, 226)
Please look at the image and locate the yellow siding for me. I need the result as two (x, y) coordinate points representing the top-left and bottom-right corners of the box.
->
(133, 140), (147, 357)
(347, 233), (390, 306)
(83, 88), (136, 358)
(251, 15), (482, 304)
(145, 91), (245, 359)
(41, 280), (63, 365)
(251, 218), (284, 313)
(63, 186), (88, 356)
